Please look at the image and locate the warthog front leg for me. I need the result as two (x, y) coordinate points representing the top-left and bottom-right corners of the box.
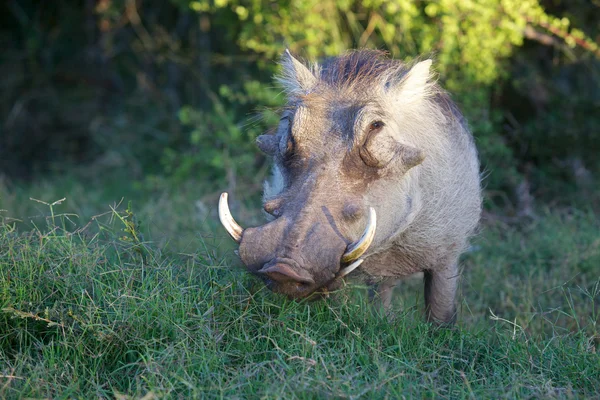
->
(424, 265), (459, 325)
(377, 277), (399, 312)
(366, 277), (399, 319)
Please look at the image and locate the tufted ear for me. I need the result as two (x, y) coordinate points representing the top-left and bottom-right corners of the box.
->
(387, 59), (434, 106)
(360, 131), (424, 171)
(258, 262), (315, 284)
(276, 49), (317, 95)
(256, 134), (279, 156)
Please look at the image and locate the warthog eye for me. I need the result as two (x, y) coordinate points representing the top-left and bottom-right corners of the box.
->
(369, 121), (385, 132)
(263, 198), (283, 217)
(285, 136), (294, 155)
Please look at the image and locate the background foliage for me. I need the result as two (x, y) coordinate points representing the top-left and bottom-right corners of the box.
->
(1, 0), (599, 210)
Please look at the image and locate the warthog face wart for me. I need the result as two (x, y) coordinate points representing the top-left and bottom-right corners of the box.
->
(219, 50), (482, 322)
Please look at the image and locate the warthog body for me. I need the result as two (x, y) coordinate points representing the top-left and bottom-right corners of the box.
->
(220, 50), (481, 324)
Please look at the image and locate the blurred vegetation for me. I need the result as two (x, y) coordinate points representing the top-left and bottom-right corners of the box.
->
(1, 0), (599, 211)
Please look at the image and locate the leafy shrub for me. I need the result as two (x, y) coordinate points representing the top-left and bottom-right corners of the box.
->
(163, 81), (282, 187)
(1, 0), (598, 205)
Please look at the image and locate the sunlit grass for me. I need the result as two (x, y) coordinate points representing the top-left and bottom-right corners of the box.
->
(0, 179), (598, 398)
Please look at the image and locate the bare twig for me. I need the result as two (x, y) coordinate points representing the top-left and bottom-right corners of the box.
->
(524, 25), (558, 47)
(526, 18), (600, 58)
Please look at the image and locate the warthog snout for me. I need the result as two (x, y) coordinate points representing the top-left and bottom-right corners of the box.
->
(258, 258), (315, 295)
(219, 193), (376, 298)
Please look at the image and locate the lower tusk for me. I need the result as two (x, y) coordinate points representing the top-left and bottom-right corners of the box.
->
(341, 207), (377, 263)
(337, 259), (364, 278)
(218, 192), (244, 243)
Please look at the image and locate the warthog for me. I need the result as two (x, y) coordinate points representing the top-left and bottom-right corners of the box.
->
(219, 50), (481, 324)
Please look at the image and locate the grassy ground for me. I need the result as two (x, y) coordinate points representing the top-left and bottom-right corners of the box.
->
(1, 177), (599, 399)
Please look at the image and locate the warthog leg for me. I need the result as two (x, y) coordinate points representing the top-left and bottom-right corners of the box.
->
(367, 278), (398, 318)
(424, 264), (459, 325)
(377, 278), (399, 312)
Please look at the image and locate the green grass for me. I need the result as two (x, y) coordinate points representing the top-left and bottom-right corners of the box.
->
(1, 180), (599, 399)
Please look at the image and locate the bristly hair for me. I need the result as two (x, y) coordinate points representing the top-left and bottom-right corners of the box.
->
(317, 50), (408, 90)
(276, 49), (412, 96)
(275, 50), (459, 133)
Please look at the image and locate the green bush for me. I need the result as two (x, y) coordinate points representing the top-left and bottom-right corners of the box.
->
(1, 0), (598, 205)
(164, 81), (282, 187)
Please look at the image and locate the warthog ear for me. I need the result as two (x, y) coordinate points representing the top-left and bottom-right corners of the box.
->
(360, 131), (424, 171)
(388, 59), (434, 105)
(277, 49), (317, 94)
(256, 134), (279, 156)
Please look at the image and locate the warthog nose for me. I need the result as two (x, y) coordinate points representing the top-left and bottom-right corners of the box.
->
(257, 259), (315, 285)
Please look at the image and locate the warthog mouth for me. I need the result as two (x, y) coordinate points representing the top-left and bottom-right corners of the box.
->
(218, 192), (376, 294)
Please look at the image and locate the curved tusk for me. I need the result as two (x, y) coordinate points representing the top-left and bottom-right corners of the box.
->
(337, 259), (364, 278)
(218, 192), (244, 243)
(341, 207), (377, 263)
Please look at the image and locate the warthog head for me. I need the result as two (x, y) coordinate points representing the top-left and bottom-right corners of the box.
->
(220, 50), (433, 299)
